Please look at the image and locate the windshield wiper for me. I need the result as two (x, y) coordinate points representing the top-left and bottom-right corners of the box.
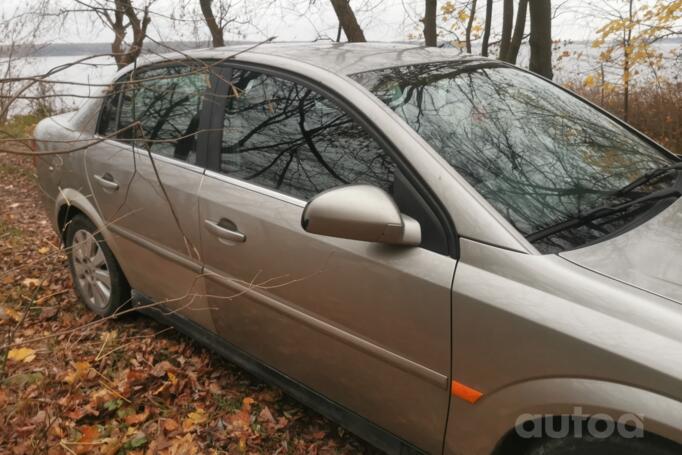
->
(526, 186), (681, 244)
(614, 161), (682, 197)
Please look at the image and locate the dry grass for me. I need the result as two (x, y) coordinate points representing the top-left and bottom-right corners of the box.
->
(567, 79), (682, 155)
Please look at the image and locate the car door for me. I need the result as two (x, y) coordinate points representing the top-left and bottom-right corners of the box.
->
(197, 66), (456, 453)
(85, 62), (215, 330)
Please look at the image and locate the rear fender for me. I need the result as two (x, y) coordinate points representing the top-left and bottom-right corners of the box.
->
(54, 188), (120, 256)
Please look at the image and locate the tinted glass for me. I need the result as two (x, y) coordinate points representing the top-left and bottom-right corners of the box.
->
(353, 63), (678, 253)
(219, 70), (395, 200)
(118, 65), (208, 164)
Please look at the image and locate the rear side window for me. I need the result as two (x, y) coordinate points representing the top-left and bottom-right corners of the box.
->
(114, 64), (209, 164)
(219, 70), (396, 200)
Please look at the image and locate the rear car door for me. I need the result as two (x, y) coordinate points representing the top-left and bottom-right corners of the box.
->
(197, 66), (456, 453)
(86, 62), (214, 329)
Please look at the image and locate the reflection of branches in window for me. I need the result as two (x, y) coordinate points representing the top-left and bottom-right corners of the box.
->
(297, 90), (348, 185)
(359, 63), (673, 237)
(119, 67), (206, 158)
(220, 73), (395, 199)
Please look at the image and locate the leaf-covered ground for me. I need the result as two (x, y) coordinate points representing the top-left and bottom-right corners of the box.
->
(0, 152), (378, 454)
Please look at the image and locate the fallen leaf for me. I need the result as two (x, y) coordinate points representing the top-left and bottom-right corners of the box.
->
(124, 407), (150, 425)
(182, 408), (208, 431)
(150, 360), (173, 377)
(124, 432), (147, 450)
(126, 369), (148, 385)
(76, 425), (100, 454)
(163, 418), (179, 432)
(38, 246), (50, 254)
(38, 307), (58, 321)
(101, 438), (122, 455)
(242, 397), (255, 411)
(7, 347), (36, 363)
(64, 361), (91, 384)
(258, 406), (275, 424)
(168, 434), (198, 455)
(21, 278), (42, 288)
(0, 306), (21, 322)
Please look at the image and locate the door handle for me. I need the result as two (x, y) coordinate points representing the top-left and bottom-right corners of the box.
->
(93, 173), (119, 191)
(204, 219), (246, 243)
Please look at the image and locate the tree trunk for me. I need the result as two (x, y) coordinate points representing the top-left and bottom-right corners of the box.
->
(199, 0), (225, 47)
(111, 2), (127, 69)
(498, 0), (514, 61)
(528, 0), (553, 79)
(423, 0), (438, 47)
(330, 0), (366, 42)
(507, 0), (528, 64)
(481, 0), (493, 57)
(111, 0), (151, 69)
(623, 0), (634, 122)
(464, 0), (477, 54)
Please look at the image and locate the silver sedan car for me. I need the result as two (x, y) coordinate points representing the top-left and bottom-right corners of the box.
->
(34, 43), (682, 455)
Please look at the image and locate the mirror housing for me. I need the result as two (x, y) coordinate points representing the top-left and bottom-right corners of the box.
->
(301, 185), (421, 246)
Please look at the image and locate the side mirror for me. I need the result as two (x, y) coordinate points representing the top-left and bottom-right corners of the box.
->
(301, 185), (421, 246)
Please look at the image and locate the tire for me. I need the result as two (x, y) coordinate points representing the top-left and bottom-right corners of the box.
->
(523, 433), (680, 455)
(65, 215), (130, 316)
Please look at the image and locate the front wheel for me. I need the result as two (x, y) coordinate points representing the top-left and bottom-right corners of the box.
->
(65, 215), (130, 316)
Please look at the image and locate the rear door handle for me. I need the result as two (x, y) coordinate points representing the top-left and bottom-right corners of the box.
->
(93, 173), (119, 191)
(204, 219), (246, 243)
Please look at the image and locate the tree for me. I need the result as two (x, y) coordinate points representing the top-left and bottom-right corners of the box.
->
(199, 0), (225, 47)
(0, 0), (53, 122)
(464, 0), (478, 53)
(528, 0), (553, 79)
(423, 0), (438, 46)
(73, 0), (155, 69)
(507, 0), (528, 64)
(440, 0), (481, 53)
(329, 0), (366, 42)
(481, 0), (493, 56)
(498, 0), (514, 61)
(590, 0), (682, 122)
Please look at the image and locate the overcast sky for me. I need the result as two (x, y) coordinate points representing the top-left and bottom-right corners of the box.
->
(0, 0), (638, 45)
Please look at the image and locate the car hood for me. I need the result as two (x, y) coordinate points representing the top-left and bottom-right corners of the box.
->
(560, 197), (682, 304)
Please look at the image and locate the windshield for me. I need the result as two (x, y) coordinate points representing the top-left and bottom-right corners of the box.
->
(352, 62), (679, 253)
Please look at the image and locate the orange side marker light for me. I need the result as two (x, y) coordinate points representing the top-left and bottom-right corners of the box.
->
(451, 380), (483, 404)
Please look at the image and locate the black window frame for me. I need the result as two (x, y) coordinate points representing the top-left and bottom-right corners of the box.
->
(204, 63), (459, 258)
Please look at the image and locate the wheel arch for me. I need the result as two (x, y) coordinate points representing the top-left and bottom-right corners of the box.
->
(54, 188), (119, 255)
(446, 377), (682, 454)
(492, 415), (681, 455)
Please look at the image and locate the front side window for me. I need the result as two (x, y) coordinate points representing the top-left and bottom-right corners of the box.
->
(353, 63), (680, 253)
(117, 64), (209, 164)
(218, 70), (395, 200)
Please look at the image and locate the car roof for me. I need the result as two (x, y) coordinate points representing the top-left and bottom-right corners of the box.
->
(141, 42), (482, 75)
